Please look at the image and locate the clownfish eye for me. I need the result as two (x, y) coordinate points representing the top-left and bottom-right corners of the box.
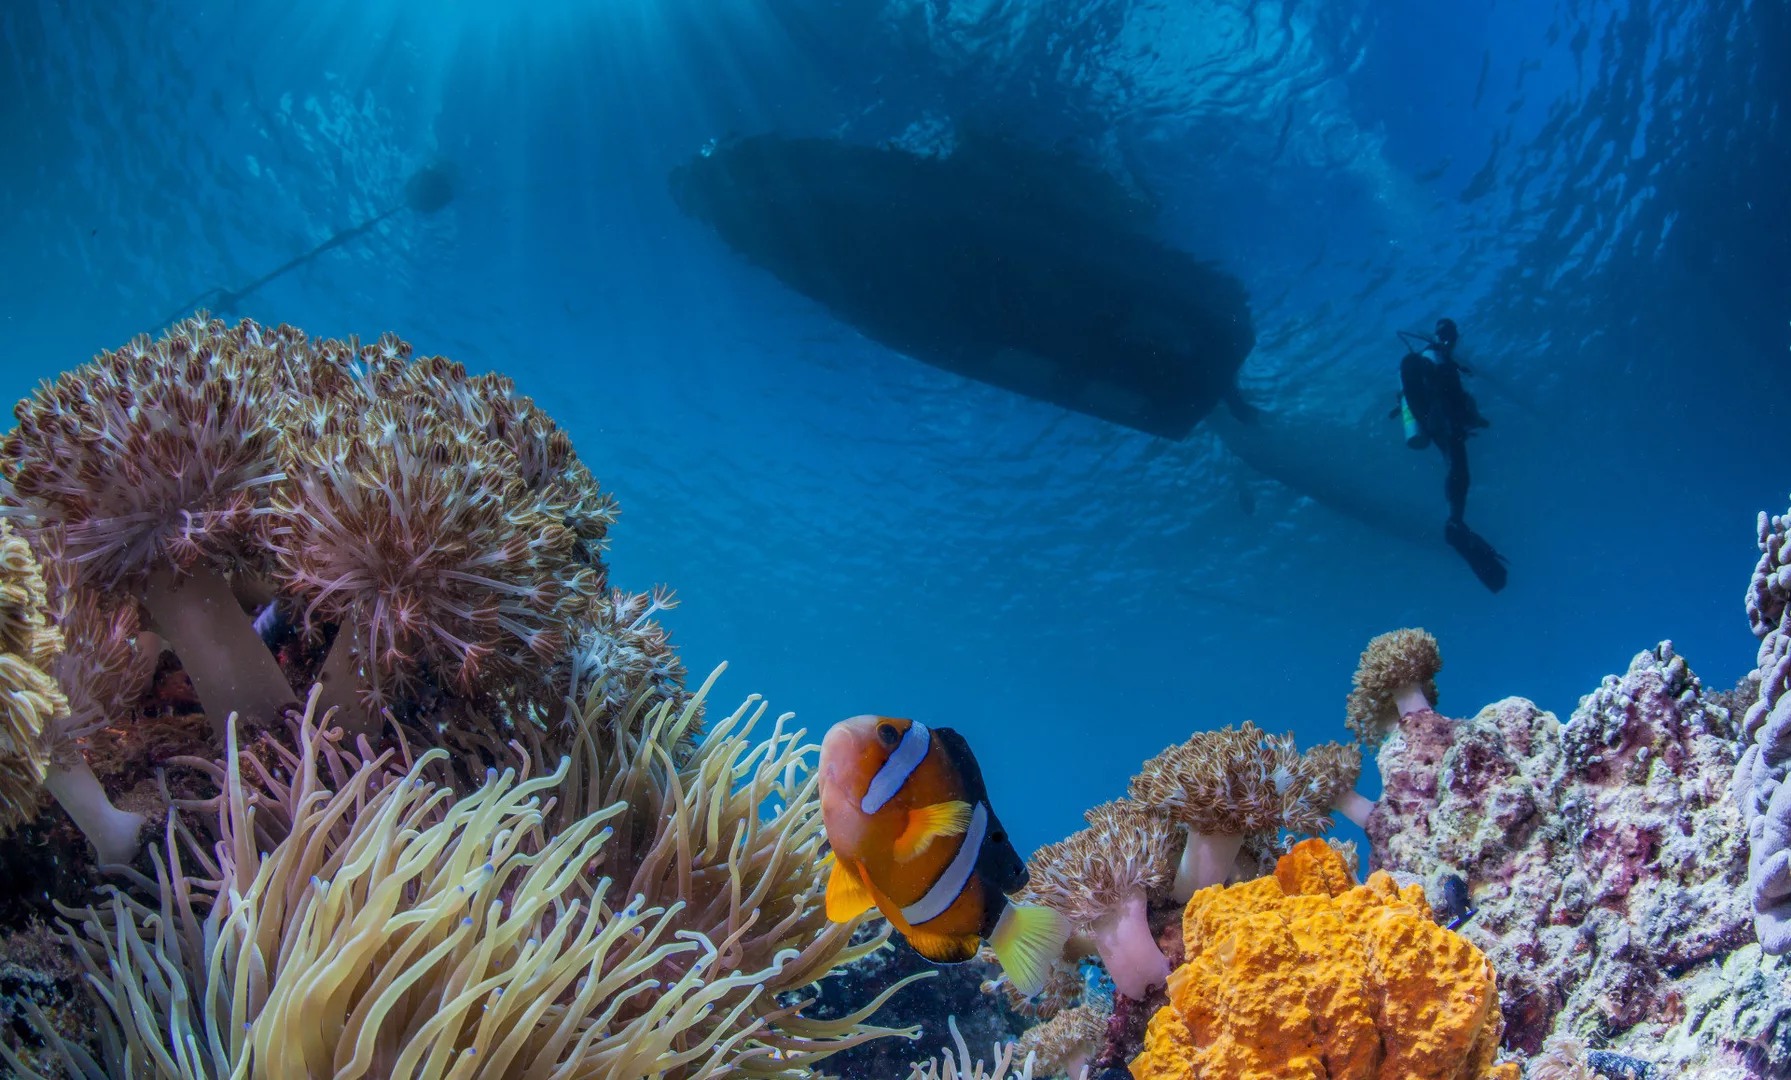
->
(876, 722), (901, 747)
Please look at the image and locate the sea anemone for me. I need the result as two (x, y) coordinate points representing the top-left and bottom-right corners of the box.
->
(1344, 628), (1443, 746)
(1013, 1002), (1108, 1080)
(0, 315), (299, 737)
(1127, 722), (1300, 901)
(9, 682), (915, 1078)
(1281, 739), (1373, 831)
(525, 663), (883, 1038)
(1024, 800), (1177, 1001)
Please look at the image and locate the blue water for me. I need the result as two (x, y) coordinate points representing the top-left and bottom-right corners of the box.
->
(1, 0), (1784, 860)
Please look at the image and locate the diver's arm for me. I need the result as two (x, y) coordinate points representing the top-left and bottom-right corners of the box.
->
(1432, 352), (1474, 377)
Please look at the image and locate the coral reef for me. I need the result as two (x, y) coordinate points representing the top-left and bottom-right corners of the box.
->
(1738, 501), (1791, 955)
(0, 317), (896, 1077)
(2, 316), (683, 745)
(11, 314), (1789, 1079)
(0, 921), (91, 1079)
(981, 955), (1085, 1021)
(1129, 723), (1369, 907)
(1282, 741), (1369, 834)
(1367, 642), (1790, 1074)
(1130, 838), (1511, 1080)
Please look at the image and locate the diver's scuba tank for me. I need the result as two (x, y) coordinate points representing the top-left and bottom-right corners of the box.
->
(1400, 394), (1430, 449)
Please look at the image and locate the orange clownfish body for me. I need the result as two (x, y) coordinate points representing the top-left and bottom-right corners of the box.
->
(818, 714), (1070, 997)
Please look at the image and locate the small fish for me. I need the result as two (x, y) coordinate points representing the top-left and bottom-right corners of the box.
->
(253, 600), (296, 650)
(1438, 874), (1477, 931)
(1586, 1051), (1652, 1079)
(819, 715), (1071, 996)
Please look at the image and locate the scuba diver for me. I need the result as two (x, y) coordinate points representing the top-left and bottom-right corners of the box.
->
(1392, 318), (1509, 593)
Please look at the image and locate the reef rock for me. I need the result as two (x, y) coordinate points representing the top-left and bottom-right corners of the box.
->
(1367, 644), (1791, 1074)
(1738, 504), (1791, 956)
(1130, 838), (1513, 1080)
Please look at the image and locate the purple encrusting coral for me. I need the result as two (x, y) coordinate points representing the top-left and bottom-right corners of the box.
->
(1368, 643), (1791, 1075)
(1737, 502), (1791, 957)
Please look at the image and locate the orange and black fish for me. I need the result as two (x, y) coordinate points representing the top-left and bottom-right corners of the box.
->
(819, 714), (1070, 996)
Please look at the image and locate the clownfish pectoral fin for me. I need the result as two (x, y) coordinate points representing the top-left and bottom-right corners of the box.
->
(988, 902), (1074, 999)
(904, 927), (981, 965)
(825, 856), (876, 922)
(894, 800), (973, 862)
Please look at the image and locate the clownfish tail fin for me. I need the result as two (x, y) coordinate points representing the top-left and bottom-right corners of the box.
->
(989, 901), (1073, 998)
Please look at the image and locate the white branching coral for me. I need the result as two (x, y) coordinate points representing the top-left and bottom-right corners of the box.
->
(3, 678), (913, 1079)
(908, 1017), (1036, 1080)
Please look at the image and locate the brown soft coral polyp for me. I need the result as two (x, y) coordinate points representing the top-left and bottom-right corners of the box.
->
(266, 335), (613, 729)
(1132, 838), (1514, 1080)
(2, 315), (299, 736)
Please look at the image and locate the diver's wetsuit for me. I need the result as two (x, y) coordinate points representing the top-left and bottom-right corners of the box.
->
(1399, 339), (1505, 592)
(1400, 347), (1483, 524)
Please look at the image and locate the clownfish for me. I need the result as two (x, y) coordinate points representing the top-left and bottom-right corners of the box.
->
(819, 714), (1071, 997)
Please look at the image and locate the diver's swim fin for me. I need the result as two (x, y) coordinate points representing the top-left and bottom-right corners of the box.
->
(1446, 520), (1509, 593)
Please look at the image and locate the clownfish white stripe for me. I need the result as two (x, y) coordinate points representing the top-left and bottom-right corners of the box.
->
(861, 720), (930, 814)
(902, 801), (987, 927)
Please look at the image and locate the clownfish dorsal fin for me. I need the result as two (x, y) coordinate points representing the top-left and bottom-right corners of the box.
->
(988, 902), (1074, 998)
(824, 855), (876, 922)
(894, 800), (973, 862)
(905, 927), (981, 964)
